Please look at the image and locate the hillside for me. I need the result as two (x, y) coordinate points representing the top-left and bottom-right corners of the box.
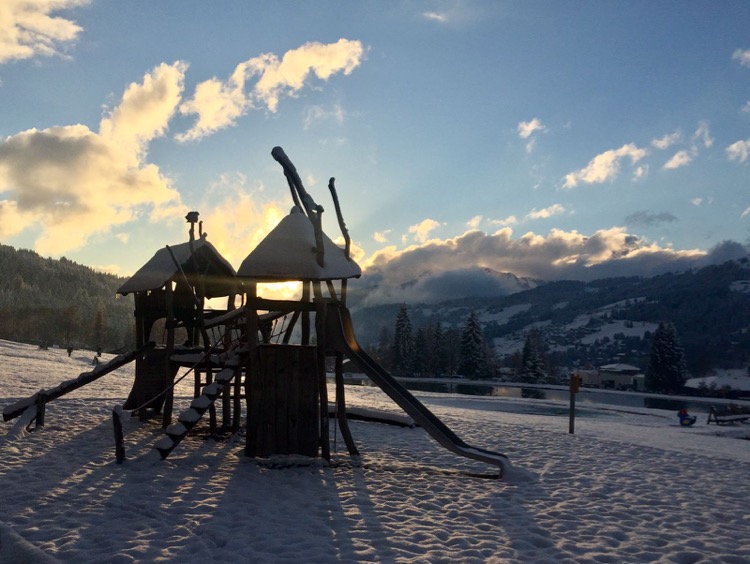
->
(2, 242), (749, 375)
(0, 245), (134, 352)
(350, 259), (750, 375)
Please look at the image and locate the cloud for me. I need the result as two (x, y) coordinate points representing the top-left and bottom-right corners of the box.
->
(178, 39), (364, 141)
(0, 62), (186, 255)
(490, 215), (518, 227)
(408, 218), (442, 243)
(196, 173), (288, 267)
(651, 131), (682, 150)
(742, 207), (750, 219)
(526, 204), (565, 220)
(663, 149), (693, 170)
(690, 198), (703, 206)
(0, 0), (90, 64)
(466, 215), (483, 229)
(353, 226), (719, 306)
(726, 139), (750, 163)
(373, 230), (391, 244)
(625, 211), (677, 227)
(732, 48), (750, 67)
(692, 121), (713, 149)
(517, 118), (546, 139)
(420, 2), (492, 26)
(303, 104), (346, 130)
(742, 101), (750, 114)
(422, 11), (449, 23)
(563, 143), (648, 188)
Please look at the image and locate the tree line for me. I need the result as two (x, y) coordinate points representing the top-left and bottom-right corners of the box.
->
(369, 304), (556, 382)
(371, 304), (692, 394)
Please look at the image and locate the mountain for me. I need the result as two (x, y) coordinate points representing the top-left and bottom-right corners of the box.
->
(347, 266), (543, 308)
(349, 258), (750, 376)
(3, 242), (749, 376)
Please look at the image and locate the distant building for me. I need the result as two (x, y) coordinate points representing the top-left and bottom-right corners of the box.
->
(577, 363), (644, 390)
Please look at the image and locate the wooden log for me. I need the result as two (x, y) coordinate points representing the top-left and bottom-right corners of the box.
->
(3, 343), (154, 422)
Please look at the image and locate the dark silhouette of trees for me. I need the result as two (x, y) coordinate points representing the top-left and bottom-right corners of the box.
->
(392, 305), (413, 376)
(459, 311), (490, 379)
(519, 329), (548, 383)
(645, 322), (687, 393)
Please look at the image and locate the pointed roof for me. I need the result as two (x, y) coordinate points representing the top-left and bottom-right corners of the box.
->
(117, 236), (237, 297)
(238, 207), (361, 282)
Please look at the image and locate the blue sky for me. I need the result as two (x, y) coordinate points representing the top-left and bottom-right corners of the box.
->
(1, 1), (749, 302)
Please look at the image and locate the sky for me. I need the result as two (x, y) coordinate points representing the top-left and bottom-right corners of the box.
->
(1, 1), (749, 302)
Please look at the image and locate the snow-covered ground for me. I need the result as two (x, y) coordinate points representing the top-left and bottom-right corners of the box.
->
(1, 339), (749, 563)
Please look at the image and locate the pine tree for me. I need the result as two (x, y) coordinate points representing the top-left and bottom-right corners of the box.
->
(459, 311), (488, 379)
(431, 321), (448, 376)
(520, 329), (547, 383)
(645, 322), (687, 393)
(392, 305), (413, 376)
(413, 326), (432, 377)
(92, 304), (107, 353)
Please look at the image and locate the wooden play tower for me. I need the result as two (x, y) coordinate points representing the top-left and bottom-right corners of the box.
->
(3, 146), (509, 477)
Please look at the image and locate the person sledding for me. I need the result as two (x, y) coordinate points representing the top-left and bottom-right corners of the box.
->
(678, 408), (696, 427)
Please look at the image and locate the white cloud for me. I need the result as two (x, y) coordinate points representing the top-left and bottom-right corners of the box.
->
(420, 3), (491, 26)
(690, 198), (703, 207)
(517, 118), (546, 139)
(357, 226), (710, 305)
(303, 104), (346, 130)
(373, 230), (391, 244)
(651, 131), (682, 150)
(742, 101), (750, 114)
(466, 215), (483, 229)
(178, 39), (364, 141)
(422, 11), (449, 23)
(408, 218), (442, 243)
(741, 207), (750, 219)
(732, 48), (750, 67)
(563, 144), (648, 188)
(692, 121), (713, 149)
(0, 62), (186, 255)
(197, 174), (288, 267)
(0, 0), (90, 64)
(489, 215), (518, 227)
(633, 164), (649, 180)
(526, 204), (565, 220)
(663, 150), (693, 170)
(726, 139), (750, 163)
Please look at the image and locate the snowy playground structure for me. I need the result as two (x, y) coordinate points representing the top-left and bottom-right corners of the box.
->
(2, 147), (509, 477)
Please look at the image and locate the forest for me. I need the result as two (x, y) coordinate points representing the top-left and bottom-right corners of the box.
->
(0, 245), (134, 352)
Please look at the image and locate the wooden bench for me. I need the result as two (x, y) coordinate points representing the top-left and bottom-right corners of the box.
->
(707, 404), (750, 425)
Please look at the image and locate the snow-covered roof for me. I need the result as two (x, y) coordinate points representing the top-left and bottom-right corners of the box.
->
(599, 363), (641, 372)
(238, 207), (361, 282)
(685, 371), (750, 392)
(117, 237), (237, 297)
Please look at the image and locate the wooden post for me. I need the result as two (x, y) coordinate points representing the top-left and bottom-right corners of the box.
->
(244, 283), (259, 451)
(301, 282), (310, 345)
(35, 390), (46, 428)
(162, 280), (175, 428)
(315, 297), (330, 461)
(569, 374), (581, 434)
(113, 406), (125, 463)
